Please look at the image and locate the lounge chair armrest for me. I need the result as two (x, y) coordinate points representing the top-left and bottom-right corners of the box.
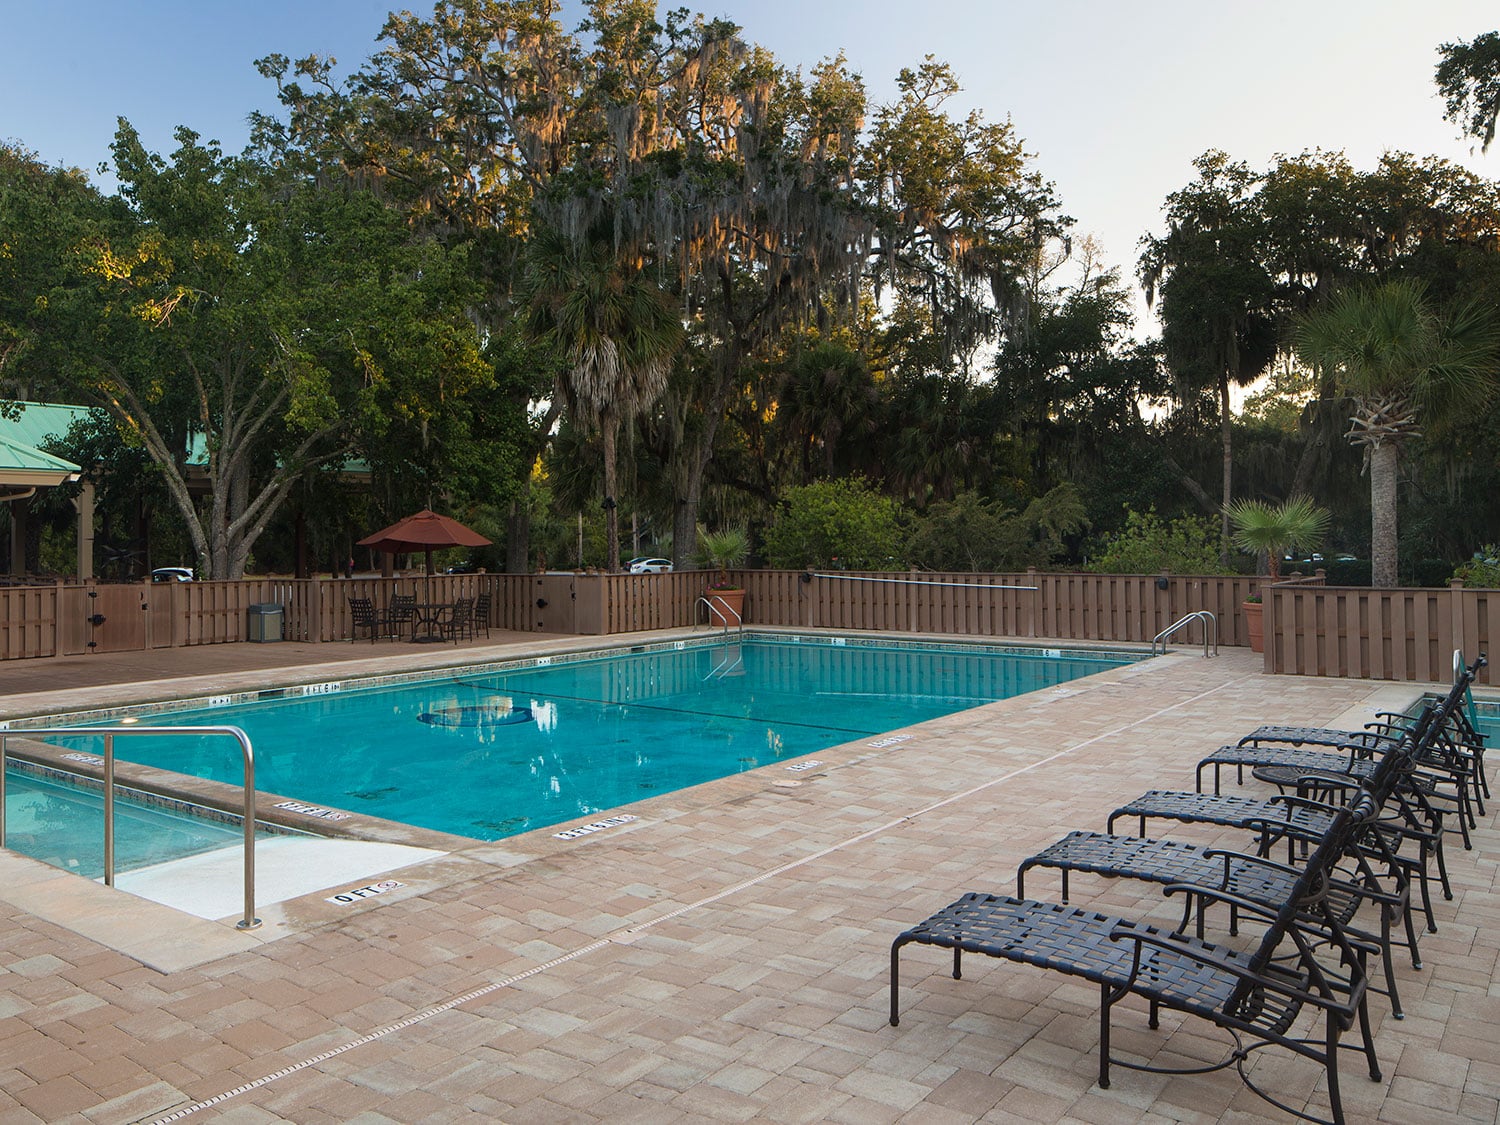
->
(1159, 882), (1283, 924)
(1108, 926), (1360, 1014)
(1201, 848), (1302, 878)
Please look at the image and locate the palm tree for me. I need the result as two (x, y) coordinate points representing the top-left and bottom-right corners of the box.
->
(1294, 281), (1499, 587)
(519, 228), (683, 571)
(1226, 495), (1330, 582)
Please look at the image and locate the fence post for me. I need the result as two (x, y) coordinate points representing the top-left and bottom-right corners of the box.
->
(1026, 568), (1039, 638)
(1451, 577), (1466, 663)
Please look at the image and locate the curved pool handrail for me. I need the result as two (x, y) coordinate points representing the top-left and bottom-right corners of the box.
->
(695, 595), (743, 636)
(1151, 610), (1218, 657)
(0, 724), (260, 931)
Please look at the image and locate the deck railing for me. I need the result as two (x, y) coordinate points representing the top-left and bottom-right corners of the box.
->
(0, 568), (1489, 683)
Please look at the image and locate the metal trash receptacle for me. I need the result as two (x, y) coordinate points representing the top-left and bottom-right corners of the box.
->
(247, 603), (283, 643)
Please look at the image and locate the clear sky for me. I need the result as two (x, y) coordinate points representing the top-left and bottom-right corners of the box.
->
(4, 0), (1497, 307)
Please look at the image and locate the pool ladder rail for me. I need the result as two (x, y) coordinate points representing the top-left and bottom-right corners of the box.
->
(704, 646), (744, 680)
(695, 594), (744, 636)
(1151, 610), (1219, 657)
(0, 724), (261, 931)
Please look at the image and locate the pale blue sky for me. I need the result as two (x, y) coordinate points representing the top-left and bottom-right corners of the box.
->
(3, 0), (1496, 289)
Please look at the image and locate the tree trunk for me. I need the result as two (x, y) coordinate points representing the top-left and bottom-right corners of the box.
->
(673, 477), (701, 574)
(1369, 440), (1400, 588)
(505, 496), (531, 573)
(1218, 371), (1233, 566)
(602, 415), (620, 571)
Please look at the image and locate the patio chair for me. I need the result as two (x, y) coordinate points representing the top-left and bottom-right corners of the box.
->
(892, 797), (1382, 1125)
(444, 596), (476, 643)
(473, 592), (491, 638)
(385, 593), (417, 640)
(348, 596), (381, 643)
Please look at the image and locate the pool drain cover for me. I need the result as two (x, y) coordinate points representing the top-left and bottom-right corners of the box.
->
(419, 705), (535, 728)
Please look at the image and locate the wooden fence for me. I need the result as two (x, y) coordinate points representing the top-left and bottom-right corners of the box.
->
(0, 569), (1490, 684)
(1266, 579), (1494, 683)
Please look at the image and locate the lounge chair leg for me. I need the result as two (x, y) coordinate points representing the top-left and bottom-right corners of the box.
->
(1380, 923), (1403, 1020)
(1324, 1016), (1345, 1125)
(1401, 900), (1422, 970)
(1416, 859), (1438, 933)
(1357, 992), (1381, 1081)
(889, 939), (903, 1025)
(953, 947), (962, 980)
(1098, 983), (1113, 1089)
(1434, 837), (1453, 901)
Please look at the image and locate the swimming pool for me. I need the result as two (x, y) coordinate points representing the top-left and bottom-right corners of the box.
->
(34, 636), (1141, 841)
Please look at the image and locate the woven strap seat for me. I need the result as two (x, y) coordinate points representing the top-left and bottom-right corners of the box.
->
(1198, 745), (1379, 796)
(1107, 789), (1333, 837)
(1018, 831), (1345, 913)
(893, 893), (1289, 1031)
(1240, 724), (1390, 751)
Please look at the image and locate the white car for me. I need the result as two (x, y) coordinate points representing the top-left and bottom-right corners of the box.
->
(627, 557), (673, 574)
(151, 567), (195, 582)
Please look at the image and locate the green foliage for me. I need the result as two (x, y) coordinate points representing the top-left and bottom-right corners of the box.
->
(762, 478), (902, 570)
(1453, 545), (1500, 587)
(1295, 279), (1500, 587)
(1087, 507), (1230, 575)
(905, 484), (1087, 572)
(1225, 495), (1330, 579)
(1437, 32), (1500, 152)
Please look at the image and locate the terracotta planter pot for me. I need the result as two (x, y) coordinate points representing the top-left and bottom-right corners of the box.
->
(1243, 599), (1264, 653)
(704, 588), (744, 625)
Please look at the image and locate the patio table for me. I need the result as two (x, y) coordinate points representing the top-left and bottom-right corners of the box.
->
(410, 603), (454, 643)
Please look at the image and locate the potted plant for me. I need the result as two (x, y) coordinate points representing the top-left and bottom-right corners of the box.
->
(698, 525), (749, 625)
(1226, 495), (1330, 653)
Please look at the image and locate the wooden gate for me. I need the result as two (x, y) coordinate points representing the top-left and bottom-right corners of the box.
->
(61, 584), (151, 655)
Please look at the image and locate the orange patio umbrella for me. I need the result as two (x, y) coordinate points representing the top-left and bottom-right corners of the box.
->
(357, 509), (492, 575)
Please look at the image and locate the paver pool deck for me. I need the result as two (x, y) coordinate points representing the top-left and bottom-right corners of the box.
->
(2, 632), (1497, 1123)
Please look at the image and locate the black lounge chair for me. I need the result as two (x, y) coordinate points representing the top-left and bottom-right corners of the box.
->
(1214, 655), (1488, 814)
(1017, 823), (1418, 1019)
(473, 592), (492, 638)
(1107, 735), (1451, 934)
(892, 797), (1383, 1125)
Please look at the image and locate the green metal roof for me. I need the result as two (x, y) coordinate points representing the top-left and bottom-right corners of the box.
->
(0, 402), (85, 478)
(4, 401), (93, 449)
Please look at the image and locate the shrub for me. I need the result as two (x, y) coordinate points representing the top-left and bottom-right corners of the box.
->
(905, 484), (1088, 571)
(1453, 546), (1500, 588)
(1087, 507), (1231, 575)
(762, 478), (902, 570)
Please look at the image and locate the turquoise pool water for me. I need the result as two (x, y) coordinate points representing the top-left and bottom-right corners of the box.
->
(49, 638), (1138, 841)
(2, 769), (253, 879)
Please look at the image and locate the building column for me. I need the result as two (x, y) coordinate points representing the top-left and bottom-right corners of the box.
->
(9, 496), (27, 575)
(73, 481), (96, 581)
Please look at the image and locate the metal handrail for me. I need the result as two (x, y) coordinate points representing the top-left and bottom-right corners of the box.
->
(695, 595), (744, 635)
(0, 725), (260, 930)
(1151, 610), (1219, 657)
(705, 645), (744, 680)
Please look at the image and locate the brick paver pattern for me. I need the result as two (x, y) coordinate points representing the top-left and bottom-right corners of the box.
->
(2, 636), (1497, 1124)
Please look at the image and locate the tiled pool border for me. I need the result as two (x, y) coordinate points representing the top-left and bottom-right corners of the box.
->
(0, 630), (1149, 730)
